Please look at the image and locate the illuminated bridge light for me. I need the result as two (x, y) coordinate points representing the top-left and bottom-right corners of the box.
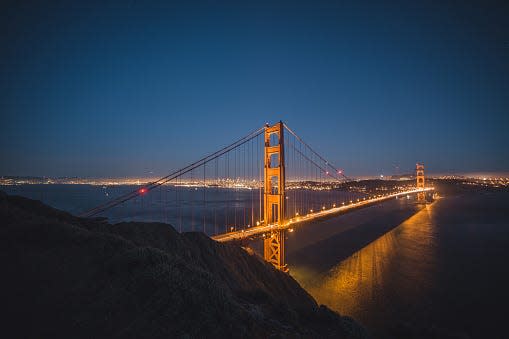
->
(139, 188), (147, 194)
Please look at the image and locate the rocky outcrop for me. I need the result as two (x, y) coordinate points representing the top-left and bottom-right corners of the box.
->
(0, 191), (367, 338)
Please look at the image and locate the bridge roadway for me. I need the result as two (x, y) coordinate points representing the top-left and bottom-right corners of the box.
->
(212, 187), (435, 242)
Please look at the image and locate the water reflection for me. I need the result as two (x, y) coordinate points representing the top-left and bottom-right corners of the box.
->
(292, 201), (439, 336)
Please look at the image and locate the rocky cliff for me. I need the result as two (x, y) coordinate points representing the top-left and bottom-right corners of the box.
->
(0, 191), (367, 338)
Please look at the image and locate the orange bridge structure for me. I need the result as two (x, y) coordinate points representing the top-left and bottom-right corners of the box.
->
(81, 121), (434, 271)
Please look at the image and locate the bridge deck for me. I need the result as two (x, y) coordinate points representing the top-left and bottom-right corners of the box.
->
(211, 187), (434, 242)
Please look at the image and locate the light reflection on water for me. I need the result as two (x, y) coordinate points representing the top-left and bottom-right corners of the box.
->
(293, 202), (438, 334)
(290, 192), (509, 338)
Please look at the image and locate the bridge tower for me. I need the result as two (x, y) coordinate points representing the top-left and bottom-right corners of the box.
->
(263, 121), (288, 272)
(416, 163), (425, 203)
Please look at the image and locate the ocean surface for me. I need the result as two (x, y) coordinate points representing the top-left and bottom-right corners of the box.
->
(286, 188), (509, 338)
(2, 184), (508, 338)
(0, 184), (364, 235)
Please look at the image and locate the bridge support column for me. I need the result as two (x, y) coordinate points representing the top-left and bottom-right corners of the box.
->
(416, 163), (425, 203)
(264, 230), (287, 271)
(263, 121), (288, 272)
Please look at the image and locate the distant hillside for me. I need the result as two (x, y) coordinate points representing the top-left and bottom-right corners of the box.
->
(0, 191), (367, 338)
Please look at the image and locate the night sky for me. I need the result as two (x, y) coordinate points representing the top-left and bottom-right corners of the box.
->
(1, 1), (508, 177)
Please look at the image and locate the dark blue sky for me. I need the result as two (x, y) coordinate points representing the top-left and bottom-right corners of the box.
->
(1, 1), (508, 177)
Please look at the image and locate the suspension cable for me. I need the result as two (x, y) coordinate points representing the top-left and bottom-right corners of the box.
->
(80, 126), (265, 217)
(283, 123), (350, 180)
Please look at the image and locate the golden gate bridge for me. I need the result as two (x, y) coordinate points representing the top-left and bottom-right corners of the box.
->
(80, 121), (433, 271)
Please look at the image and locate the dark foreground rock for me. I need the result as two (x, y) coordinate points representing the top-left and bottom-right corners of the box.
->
(0, 192), (368, 338)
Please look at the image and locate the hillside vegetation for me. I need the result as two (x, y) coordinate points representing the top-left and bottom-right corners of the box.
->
(0, 191), (367, 338)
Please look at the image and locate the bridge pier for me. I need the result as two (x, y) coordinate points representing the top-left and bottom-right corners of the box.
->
(264, 230), (288, 272)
